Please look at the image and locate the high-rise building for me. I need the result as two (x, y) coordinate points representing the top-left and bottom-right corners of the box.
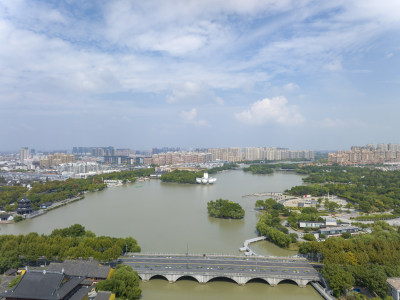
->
(19, 147), (29, 161)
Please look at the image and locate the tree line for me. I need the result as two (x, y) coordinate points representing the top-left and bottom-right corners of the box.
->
(299, 222), (400, 298)
(160, 170), (204, 184)
(286, 165), (400, 213)
(0, 169), (155, 211)
(0, 224), (140, 274)
(255, 198), (298, 248)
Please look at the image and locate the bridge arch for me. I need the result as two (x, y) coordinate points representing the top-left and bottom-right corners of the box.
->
(175, 275), (200, 283)
(277, 278), (311, 287)
(206, 276), (239, 284)
(149, 274), (169, 281)
(276, 279), (298, 286)
(245, 277), (269, 284)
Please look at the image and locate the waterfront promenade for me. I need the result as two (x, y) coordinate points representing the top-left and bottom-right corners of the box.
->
(120, 253), (321, 287)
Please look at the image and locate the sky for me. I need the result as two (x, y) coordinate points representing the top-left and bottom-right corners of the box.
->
(1, 0), (400, 151)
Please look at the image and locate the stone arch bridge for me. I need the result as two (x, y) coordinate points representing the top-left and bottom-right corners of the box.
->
(119, 253), (321, 288)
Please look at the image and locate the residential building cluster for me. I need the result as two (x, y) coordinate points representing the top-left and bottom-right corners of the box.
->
(241, 147), (314, 161)
(40, 153), (76, 167)
(72, 146), (115, 156)
(328, 143), (400, 164)
(144, 152), (213, 165)
(56, 162), (111, 178)
(143, 147), (314, 166)
(2, 146), (314, 175)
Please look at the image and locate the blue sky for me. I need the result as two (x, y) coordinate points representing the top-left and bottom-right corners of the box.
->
(1, 0), (400, 151)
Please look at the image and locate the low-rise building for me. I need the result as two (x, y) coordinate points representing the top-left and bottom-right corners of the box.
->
(387, 277), (400, 300)
(318, 226), (359, 238)
(0, 214), (14, 222)
(298, 221), (325, 228)
(0, 270), (85, 300)
(47, 259), (114, 281)
(324, 217), (337, 227)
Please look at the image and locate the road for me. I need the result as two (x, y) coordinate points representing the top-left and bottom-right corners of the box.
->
(119, 254), (318, 278)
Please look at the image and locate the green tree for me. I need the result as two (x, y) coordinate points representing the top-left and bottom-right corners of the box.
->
(207, 199), (245, 219)
(322, 264), (355, 297)
(303, 233), (317, 241)
(96, 265), (141, 299)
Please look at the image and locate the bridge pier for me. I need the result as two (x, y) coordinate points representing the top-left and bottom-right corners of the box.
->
(166, 274), (181, 283)
(139, 273), (152, 281)
(294, 279), (310, 288)
(232, 276), (249, 285)
(266, 277), (280, 287)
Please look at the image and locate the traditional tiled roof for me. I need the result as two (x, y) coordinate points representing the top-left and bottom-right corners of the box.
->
(94, 291), (113, 300)
(47, 260), (111, 279)
(0, 270), (84, 300)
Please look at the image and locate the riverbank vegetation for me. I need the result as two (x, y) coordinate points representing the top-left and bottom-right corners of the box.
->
(255, 198), (297, 248)
(0, 224), (140, 273)
(286, 165), (400, 213)
(207, 163), (238, 174)
(207, 199), (245, 219)
(160, 170), (204, 184)
(96, 264), (141, 299)
(243, 164), (274, 174)
(0, 169), (155, 211)
(299, 222), (400, 298)
(160, 163), (237, 184)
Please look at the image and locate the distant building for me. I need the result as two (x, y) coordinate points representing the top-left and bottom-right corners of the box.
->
(387, 277), (400, 300)
(104, 155), (135, 165)
(329, 143), (400, 165)
(19, 147), (29, 162)
(40, 153), (76, 167)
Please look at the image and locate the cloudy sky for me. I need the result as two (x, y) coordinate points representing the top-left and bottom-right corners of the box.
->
(1, 0), (400, 151)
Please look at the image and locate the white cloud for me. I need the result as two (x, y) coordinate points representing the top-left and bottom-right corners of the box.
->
(235, 96), (304, 125)
(167, 82), (205, 103)
(180, 108), (209, 126)
(215, 97), (224, 105)
(324, 59), (343, 72)
(283, 83), (299, 91)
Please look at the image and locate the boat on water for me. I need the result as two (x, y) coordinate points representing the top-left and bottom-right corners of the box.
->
(196, 172), (216, 184)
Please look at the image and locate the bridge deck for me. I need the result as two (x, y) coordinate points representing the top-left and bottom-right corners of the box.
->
(120, 254), (320, 287)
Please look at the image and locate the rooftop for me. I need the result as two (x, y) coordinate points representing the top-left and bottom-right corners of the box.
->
(387, 277), (400, 290)
(47, 259), (111, 279)
(94, 291), (113, 300)
(0, 270), (84, 300)
(319, 226), (358, 232)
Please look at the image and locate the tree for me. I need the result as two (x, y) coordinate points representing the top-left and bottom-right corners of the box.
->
(303, 233), (316, 241)
(255, 200), (265, 209)
(342, 232), (351, 239)
(322, 264), (355, 297)
(207, 199), (245, 219)
(96, 265), (141, 299)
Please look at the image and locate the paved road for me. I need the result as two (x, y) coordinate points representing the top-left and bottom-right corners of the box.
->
(120, 254), (318, 278)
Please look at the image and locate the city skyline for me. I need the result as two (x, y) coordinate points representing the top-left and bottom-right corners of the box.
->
(1, 1), (400, 151)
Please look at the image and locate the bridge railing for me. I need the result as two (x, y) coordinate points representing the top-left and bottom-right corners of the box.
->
(136, 270), (321, 280)
(122, 252), (307, 261)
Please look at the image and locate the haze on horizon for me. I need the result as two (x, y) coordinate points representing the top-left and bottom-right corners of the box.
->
(1, 0), (400, 152)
